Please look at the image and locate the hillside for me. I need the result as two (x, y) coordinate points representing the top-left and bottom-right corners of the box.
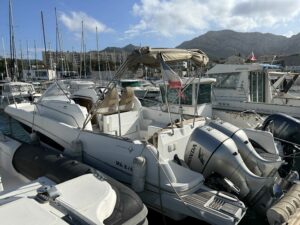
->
(177, 30), (300, 59)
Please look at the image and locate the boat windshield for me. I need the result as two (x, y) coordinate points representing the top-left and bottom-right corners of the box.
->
(39, 81), (70, 102)
(209, 73), (240, 89)
(120, 80), (141, 88)
(160, 83), (212, 105)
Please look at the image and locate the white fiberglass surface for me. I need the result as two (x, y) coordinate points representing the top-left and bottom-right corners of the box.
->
(9, 84), (34, 93)
(0, 166), (27, 191)
(39, 81), (71, 102)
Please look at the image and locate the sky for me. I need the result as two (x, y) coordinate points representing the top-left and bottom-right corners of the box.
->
(1, 0), (300, 59)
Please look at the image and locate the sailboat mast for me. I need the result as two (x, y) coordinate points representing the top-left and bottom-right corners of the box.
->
(48, 42), (53, 70)
(19, 41), (24, 80)
(9, 0), (17, 80)
(84, 43), (87, 78)
(55, 7), (58, 73)
(41, 11), (49, 77)
(26, 40), (31, 71)
(34, 40), (37, 70)
(71, 46), (75, 73)
(80, 20), (84, 79)
(89, 51), (92, 75)
(96, 26), (101, 81)
(2, 38), (9, 78)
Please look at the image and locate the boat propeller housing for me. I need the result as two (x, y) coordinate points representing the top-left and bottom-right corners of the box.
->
(208, 119), (283, 177)
(184, 125), (275, 203)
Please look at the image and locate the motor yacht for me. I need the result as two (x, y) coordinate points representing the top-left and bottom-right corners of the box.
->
(206, 63), (300, 128)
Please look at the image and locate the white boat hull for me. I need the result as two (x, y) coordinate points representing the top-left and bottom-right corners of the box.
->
(5, 103), (246, 225)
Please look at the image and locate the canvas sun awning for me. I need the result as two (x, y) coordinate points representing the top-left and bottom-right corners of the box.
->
(125, 47), (209, 70)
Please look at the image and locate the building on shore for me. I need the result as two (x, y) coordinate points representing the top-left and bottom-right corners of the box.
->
(22, 69), (56, 81)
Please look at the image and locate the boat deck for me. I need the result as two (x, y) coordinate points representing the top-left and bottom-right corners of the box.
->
(0, 166), (27, 192)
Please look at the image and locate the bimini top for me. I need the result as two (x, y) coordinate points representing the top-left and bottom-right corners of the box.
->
(125, 47), (209, 70)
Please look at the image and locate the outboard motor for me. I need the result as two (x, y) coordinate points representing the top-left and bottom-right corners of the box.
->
(208, 119), (283, 177)
(184, 125), (275, 204)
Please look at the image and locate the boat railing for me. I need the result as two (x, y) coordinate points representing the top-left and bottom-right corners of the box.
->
(34, 102), (80, 128)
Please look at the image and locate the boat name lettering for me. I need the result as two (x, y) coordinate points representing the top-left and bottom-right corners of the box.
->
(115, 160), (133, 172)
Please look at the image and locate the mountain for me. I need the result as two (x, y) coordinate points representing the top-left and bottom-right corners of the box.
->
(102, 44), (138, 53)
(177, 30), (300, 59)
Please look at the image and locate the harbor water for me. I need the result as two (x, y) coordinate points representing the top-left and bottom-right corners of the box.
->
(0, 110), (31, 143)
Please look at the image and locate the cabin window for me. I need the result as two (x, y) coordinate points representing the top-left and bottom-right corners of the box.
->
(209, 73), (239, 89)
(249, 72), (265, 102)
(0, 86), (2, 95)
(197, 84), (212, 104)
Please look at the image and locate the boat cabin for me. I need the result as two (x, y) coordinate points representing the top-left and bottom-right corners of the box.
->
(157, 78), (216, 117)
(206, 63), (300, 106)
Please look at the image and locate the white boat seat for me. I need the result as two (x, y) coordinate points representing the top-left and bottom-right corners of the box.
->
(119, 87), (134, 112)
(56, 174), (116, 224)
(161, 161), (204, 192)
(97, 87), (119, 115)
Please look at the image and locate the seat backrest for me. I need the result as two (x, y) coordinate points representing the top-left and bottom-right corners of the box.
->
(97, 87), (119, 115)
(119, 87), (135, 112)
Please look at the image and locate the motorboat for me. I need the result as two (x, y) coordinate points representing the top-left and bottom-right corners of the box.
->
(0, 81), (40, 109)
(0, 134), (148, 225)
(5, 84), (248, 225)
(5, 48), (247, 225)
(205, 63), (300, 128)
(5, 47), (300, 225)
